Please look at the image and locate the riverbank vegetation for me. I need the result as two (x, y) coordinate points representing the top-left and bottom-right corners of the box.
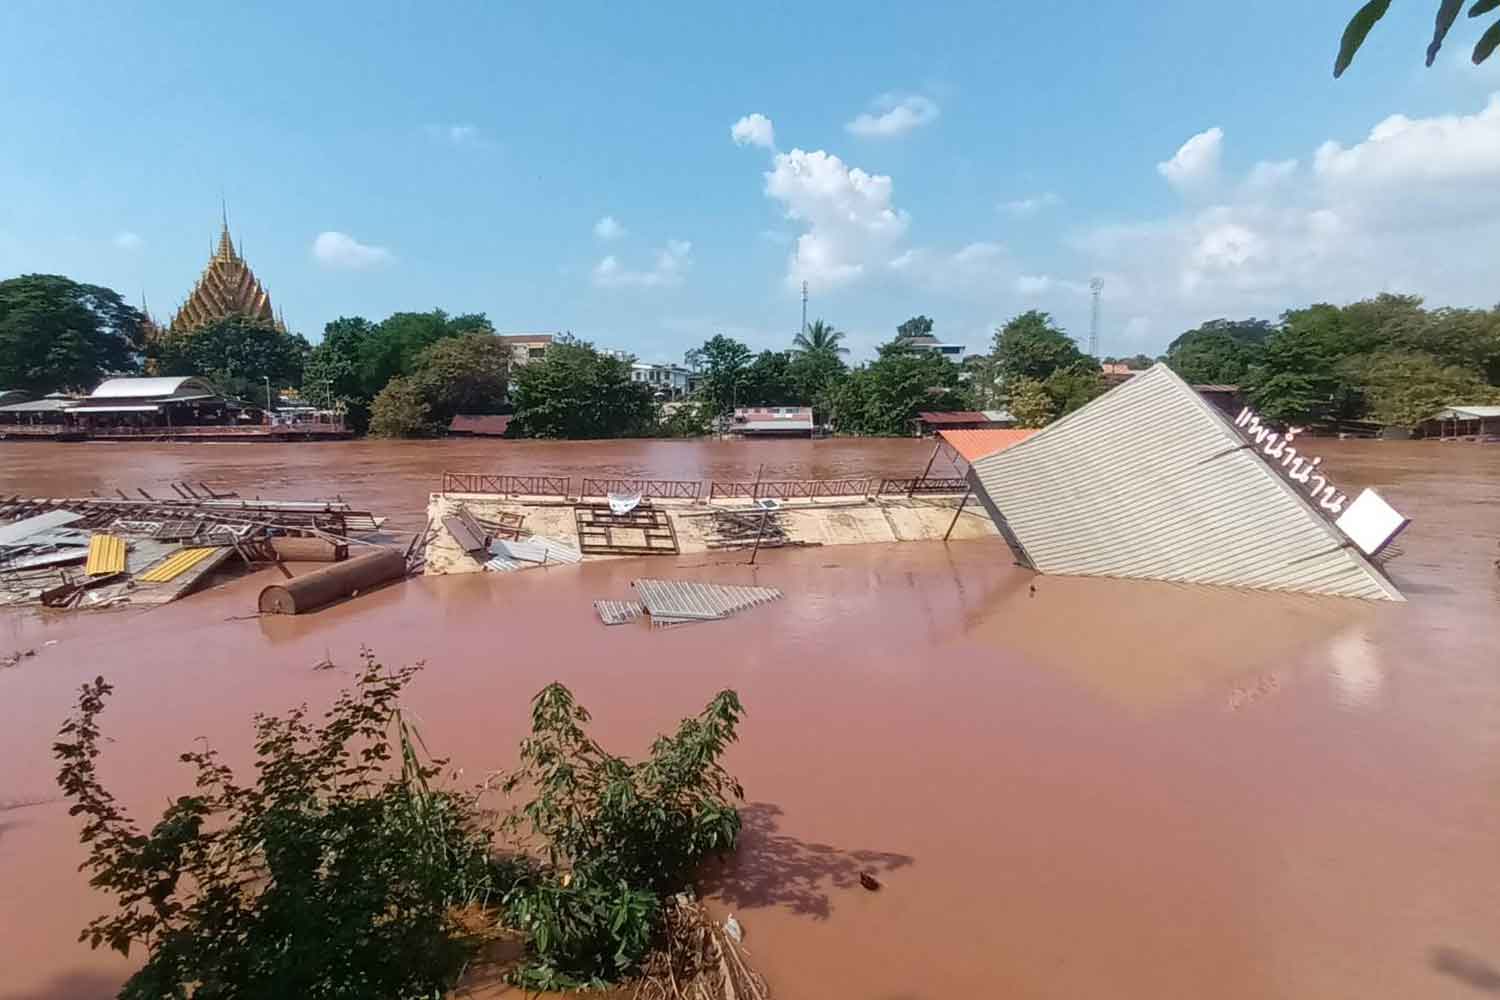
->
(53, 651), (752, 998)
(7, 269), (1500, 438)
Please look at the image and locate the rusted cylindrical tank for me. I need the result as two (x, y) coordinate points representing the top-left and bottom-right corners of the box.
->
(271, 536), (349, 562)
(257, 548), (406, 615)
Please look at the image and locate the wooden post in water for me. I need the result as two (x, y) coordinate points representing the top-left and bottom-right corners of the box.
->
(748, 507), (770, 565)
(943, 489), (972, 541)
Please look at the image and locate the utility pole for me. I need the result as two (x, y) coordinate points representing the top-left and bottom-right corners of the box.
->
(1089, 277), (1104, 358)
(800, 280), (808, 335)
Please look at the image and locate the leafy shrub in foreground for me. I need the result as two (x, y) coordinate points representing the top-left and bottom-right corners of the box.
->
(53, 652), (490, 1000)
(500, 683), (745, 989)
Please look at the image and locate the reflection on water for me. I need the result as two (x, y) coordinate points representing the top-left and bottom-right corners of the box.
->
(1327, 628), (1385, 710)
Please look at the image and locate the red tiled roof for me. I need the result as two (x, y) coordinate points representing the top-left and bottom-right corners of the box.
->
(938, 428), (1039, 463)
(449, 414), (512, 435)
(916, 411), (991, 424)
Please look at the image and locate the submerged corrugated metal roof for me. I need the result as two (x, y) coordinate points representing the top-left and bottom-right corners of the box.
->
(136, 547), (219, 583)
(968, 364), (1403, 601)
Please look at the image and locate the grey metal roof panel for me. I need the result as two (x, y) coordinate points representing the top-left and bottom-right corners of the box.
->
(969, 364), (1402, 601)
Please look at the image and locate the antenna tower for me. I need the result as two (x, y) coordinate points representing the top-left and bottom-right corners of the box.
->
(800, 280), (808, 334)
(1089, 277), (1104, 357)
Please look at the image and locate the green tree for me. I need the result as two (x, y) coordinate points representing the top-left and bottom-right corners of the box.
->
(152, 316), (309, 399)
(1342, 350), (1499, 428)
(1008, 376), (1056, 428)
(827, 349), (966, 436)
(1245, 304), (1363, 424)
(787, 349), (848, 420)
(896, 315), (934, 341)
(793, 319), (848, 355)
(1334, 0), (1500, 78)
(0, 274), (143, 392)
(741, 350), (798, 405)
(408, 332), (509, 425)
(508, 336), (655, 439)
(368, 376), (439, 437)
(357, 310), (492, 398)
(693, 334), (754, 419)
(1164, 318), (1272, 385)
(993, 310), (1091, 382)
(1044, 361), (1108, 417)
(303, 316), (376, 431)
(657, 401), (713, 438)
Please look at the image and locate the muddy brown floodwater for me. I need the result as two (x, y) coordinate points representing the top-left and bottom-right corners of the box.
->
(3, 438), (1500, 999)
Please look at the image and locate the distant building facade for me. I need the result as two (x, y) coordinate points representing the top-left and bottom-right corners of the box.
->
(631, 362), (692, 399)
(496, 333), (557, 366)
(731, 406), (814, 438)
(901, 334), (965, 361)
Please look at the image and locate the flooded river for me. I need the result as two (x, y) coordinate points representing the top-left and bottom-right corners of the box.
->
(2, 438), (1499, 999)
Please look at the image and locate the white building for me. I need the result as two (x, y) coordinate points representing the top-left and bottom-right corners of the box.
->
(902, 333), (965, 361)
(631, 362), (692, 399)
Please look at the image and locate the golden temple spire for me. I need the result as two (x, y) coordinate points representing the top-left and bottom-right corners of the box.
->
(168, 212), (285, 335)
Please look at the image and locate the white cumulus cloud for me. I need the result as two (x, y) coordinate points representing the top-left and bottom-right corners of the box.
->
(1000, 192), (1062, 217)
(761, 147), (909, 291)
(112, 231), (142, 251)
(731, 113), (776, 149)
(593, 216), (625, 240)
(845, 94), (940, 138)
(1077, 93), (1500, 345)
(592, 239), (692, 289)
(1157, 126), (1223, 191)
(312, 231), (393, 270)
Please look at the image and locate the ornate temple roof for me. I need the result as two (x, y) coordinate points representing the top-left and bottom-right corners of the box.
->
(167, 218), (285, 335)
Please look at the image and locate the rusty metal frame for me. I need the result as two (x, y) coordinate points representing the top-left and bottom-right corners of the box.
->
(573, 503), (680, 555)
(877, 477), (970, 495)
(708, 478), (870, 500)
(579, 478), (702, 500)
(441, 472), (572, 497)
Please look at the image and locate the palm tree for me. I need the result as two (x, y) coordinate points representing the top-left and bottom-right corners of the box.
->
(793, 319), (849, 355)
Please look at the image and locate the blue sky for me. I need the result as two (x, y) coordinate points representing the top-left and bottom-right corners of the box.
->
(4, 1), (1500, 363)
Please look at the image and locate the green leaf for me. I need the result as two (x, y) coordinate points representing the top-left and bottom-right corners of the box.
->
(1471, 0), (1500, 17)
(1429, 0), (1465, 64)
(1476, 17), (1500, 60)
(1335, 0), (1393, 77)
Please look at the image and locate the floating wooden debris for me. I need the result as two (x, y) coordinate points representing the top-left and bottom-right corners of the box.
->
(594, 600), (645, 626)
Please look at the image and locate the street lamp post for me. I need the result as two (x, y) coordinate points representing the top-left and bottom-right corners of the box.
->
(264, 377), (272, 423)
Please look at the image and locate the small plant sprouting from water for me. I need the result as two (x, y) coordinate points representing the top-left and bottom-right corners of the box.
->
(498, 682), (747, 990)
(52, 650), (493, 1000)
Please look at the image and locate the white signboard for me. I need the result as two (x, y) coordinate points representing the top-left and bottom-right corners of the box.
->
(1334, 488), (1410, 556)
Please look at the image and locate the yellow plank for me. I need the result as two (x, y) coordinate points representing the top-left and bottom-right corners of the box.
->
(136, 547), (218, 583)
(85, 534), (126, 576)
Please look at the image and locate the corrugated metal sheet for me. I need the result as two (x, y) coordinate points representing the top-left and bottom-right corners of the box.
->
(938, 429), (1039, 463)
(0, 510), (83, 547)
(632, 579), (784, 622)
(594, 600), (644, 625)
(85, 534), (126, 576)
(136, 547), (219, 583)
(968, 364), (1403, 601)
